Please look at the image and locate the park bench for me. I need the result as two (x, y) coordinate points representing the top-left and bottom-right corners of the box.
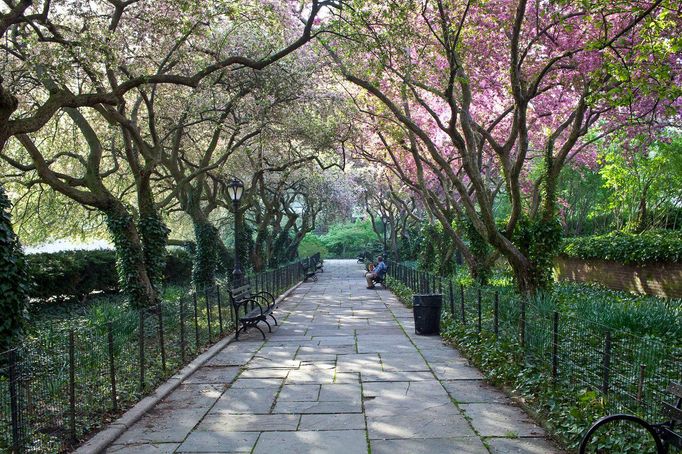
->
(372, 273), (387, 288)
(579, 381), (682, 453)
(301, 259), (318, 282)
(315, 258), (324, 273)
(228, 284), (278, 340)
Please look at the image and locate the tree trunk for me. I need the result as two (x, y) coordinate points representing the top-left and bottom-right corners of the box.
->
(105, 204), (157, 308)
(635, 191), (648, 232)
(251, 247), (265, 272)
(191, 215), (231, 289)
(510, 260), (534, 296)
(137, 174), (169, 292)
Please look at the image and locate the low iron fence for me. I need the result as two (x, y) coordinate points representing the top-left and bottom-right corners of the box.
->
(387, 261), (680, 422)
(0, 260), (306, 453)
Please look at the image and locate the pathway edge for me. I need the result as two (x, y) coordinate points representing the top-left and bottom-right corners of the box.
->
(74, 280), (304, 454)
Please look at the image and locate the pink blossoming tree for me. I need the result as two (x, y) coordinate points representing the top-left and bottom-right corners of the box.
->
(326, 0), (681, 292)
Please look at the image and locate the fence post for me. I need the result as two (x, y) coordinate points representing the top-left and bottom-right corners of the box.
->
(193, 292), (200, 349)
(157, 304), (167, 374)
(9, 349), (21, 454)
(204, 287), (212, 343)
(438, 277), (443, 294)
(138, 310), (145, 392)
(107, 322), (118, 412)
(602, 331), (611, 395)
(552, 311), (559, 379)
(637, 364), (646, 403)
(494, 292), (499, 339)
(460, 284), (466, 324)
(180, 297), (186, 364)
(477, 288), (482, 333)
(449, 280), (455, 315)
(216, 285), (224, 335)
(519, 299), (526, 350)
(68, 330), (76, 444)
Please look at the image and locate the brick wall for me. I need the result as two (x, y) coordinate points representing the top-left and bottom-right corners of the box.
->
(554, 256), (682, 299)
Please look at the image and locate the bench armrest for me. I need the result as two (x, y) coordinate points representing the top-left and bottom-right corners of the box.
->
(252, 291), (276, 306)
(251, 292), (275, 310)
(235, 298), (264, 316)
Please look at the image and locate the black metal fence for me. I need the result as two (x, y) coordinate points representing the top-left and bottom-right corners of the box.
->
(387, 261), (680, 422)
(0, 260), (305, 453)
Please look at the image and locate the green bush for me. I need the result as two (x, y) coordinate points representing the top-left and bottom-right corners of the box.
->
(298, 234), (329, 258)
(317, 220), (379, 258)
(27, 249), (118, 300)
(26, 248), (193, 301)
(163, 248), (193, 285)
(562, 231), (682, 264)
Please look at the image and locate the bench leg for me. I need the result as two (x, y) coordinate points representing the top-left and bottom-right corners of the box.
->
(254, 324), (266, 340)
(269, 314), (278, 326)
(263, 319), (272, 333)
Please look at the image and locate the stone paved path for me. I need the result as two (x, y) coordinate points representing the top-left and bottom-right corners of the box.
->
(107, 260), (562, 454)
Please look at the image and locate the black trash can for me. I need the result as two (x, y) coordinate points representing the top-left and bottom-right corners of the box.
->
(413, 294), (443, 335)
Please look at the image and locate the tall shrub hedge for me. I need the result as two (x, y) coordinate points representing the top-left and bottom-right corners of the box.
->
(26, 248), (193, 301)
(561, 231), (682, 265)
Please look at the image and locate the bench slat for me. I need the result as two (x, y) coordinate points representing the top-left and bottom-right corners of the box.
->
(662, 402), (682, 423)
(668, 382), (682, 399)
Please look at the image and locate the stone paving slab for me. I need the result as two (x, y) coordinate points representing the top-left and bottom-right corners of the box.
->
(176, 431), (258, 452)
(253, 430), (368, 454)
(488, 437), (566, 453)
(442, 379), (513, 404)
(196, 414), (300, 432)
(299, 413), (366, 430)
(370, 437), (489, 454)
(108, 443), (179, 454)
(107, 260), (562, 454)
(460, 403), (549, 437)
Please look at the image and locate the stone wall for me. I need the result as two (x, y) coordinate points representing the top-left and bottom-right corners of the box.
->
(554, 256), (682, 299)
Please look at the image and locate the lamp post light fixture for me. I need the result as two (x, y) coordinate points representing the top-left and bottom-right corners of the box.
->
(226, 177), (245, 286)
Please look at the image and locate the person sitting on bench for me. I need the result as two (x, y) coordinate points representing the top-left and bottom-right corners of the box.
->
(366, 256), (387, 289)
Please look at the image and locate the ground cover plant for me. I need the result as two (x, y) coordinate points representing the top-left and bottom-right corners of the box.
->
(387, 266), (681, 452)
(0, 261), (303, 452)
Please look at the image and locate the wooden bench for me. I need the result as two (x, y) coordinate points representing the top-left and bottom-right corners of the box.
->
(228, 284), (278, 340)
(579, 381), (682, 453)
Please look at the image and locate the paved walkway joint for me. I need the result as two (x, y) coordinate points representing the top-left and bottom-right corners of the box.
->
(107, 260), (561, 454)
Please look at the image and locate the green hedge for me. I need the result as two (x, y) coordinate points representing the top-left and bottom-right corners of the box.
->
(27, 248), (193, 300)
(561, 231), (682, 265)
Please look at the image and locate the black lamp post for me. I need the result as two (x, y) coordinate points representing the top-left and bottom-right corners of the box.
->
(226, 177), (244, 286)
(381, 215), (388, 258)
